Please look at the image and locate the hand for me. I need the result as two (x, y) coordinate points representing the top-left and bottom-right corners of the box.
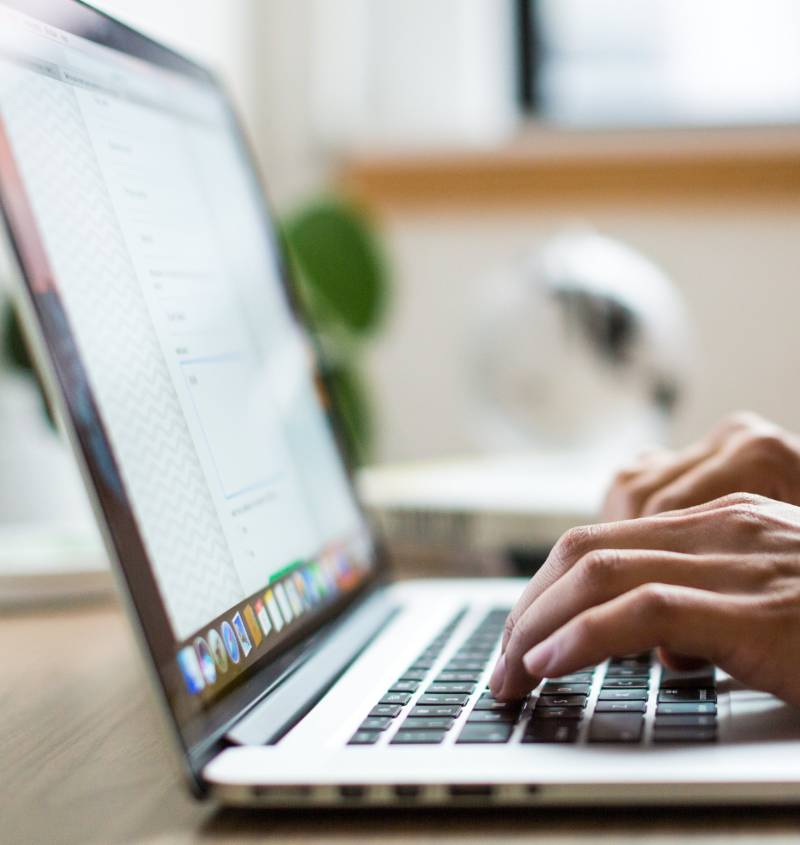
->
(490, 493), (800, 706)
(603, 412), (800, 521)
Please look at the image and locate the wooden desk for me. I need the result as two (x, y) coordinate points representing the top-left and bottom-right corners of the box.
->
(3, 598), (800, 844)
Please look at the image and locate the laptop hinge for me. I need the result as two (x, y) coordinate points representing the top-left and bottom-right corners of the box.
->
(225, 589), (400, 746)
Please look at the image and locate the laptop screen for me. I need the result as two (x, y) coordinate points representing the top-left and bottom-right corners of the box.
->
(0, 0), (378, 739)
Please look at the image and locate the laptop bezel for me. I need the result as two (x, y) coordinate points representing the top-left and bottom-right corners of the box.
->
(0, 0), (391, 793)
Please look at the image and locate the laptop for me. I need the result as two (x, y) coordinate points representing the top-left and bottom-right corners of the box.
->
(2, 0), (800, 809)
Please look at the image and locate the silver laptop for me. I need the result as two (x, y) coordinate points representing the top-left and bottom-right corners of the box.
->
(2, 0), (800, 808)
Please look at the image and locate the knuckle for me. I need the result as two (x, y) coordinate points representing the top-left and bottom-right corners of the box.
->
(738, 430), (789, 462)
(727, 491), (763, 506)
(722, 410), (763, 433)
(618, 482), (649, 514)
(645, 492), (677, 515)
(710, 491), (767, 512)
(635, 583), (675, 622)
(573, 610), (600, 642)
(504, 616), (533, 662)
(580, 549), (620, 583)
(724, 501), (764, 531)
(503, 612), (517, 644)
(557, 524), (596, 562)
(610, 467), (637, 487)
(609, 489), (639, 520)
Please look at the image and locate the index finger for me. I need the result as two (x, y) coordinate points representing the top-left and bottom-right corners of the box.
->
(520, 583), (741, 682)
(500, 504), (732, 653)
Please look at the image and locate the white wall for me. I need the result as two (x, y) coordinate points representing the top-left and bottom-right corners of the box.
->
(366, 200), (800, 461)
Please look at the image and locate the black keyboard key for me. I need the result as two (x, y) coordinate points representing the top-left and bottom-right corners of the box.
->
(604, 666), (651, 678)
(588, 714), (644, 743)
(409, 704), (463, 718)
(467, 709), (518, 724)
(522, 722), (580, 743)
(601, 677), (649, 689)
(427, 682), (476, 695)
(389, 680), (420, 693)
(598, 689), (648, 701)
(654, 714), (717, 728)
(437, 671), (484, 683)
(446, 660), (487, 671)
(658, 688), (716, 703)
(391, 730), (447, 745)
(656, 702), (717, 716)
(653, 726), (717, 743)
(349, 731), (381, 745)
(536, 694), (587, 708)
(380, 692), (412, 706)
(418, 650), (442, 661)
(594, 700), (647, 714)
(611, 653), (651, 664)
(473, 697), (521, 714)
(547, 673), (595, 684)
(529, 706), (583, 720)
(400, 669), (429, 682)
(398, 717), (455, 731)
(453, 651), (493, 661)
(409, 660), (436, 670)
(359, 716), (393, 731)
(369, 704), (403, 718)
(542, 683), (591, 695)
(659, 664), (716, 689)
(418, 693), (470, 706)
(457, 723), (513, 744)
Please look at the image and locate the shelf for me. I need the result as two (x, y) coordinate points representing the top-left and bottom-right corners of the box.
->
(339, 126), (800, 210)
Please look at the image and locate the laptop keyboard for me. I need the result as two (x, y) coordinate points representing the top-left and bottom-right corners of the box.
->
(348, 608), (718, 747)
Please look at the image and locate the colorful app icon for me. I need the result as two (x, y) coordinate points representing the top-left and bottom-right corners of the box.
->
(177, 645), (205, 694)
(193, 636), (216, 685)
(243, 604), (263, 647)
(208, 628), (228, 674)
(232, 611), (252, 657)
(265, 589), (284, 631)
(254, 597), (272, 637)
(320, 555), (338, 592)
(274, 582), (293, 623)
(293, 572), (309, 609)
(311, 563), (327, 598)
(302, 568), (319, 604)
(336, 553), (357, 589)
(286, 579), (303, 617)
(221, 620), (240, 664)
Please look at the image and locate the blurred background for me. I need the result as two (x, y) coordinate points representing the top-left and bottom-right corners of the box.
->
(79, 0), (800, 464)
(4, 0), (800, 585)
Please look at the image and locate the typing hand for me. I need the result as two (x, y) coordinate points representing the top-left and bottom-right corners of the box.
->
(490, 494), (800, 706)
(602, 412), (800, 521)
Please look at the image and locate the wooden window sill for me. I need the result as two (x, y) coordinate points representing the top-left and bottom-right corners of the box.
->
(338, 126), (800, 210)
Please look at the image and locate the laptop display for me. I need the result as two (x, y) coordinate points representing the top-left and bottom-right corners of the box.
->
(0, 0), (378, 748)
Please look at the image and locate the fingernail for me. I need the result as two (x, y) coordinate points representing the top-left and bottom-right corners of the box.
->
(489, 654), (506, 696)
(523, 640), (555, 677)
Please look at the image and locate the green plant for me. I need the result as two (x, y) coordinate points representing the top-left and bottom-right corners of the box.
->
(2, 303), (54, 425)
(282, 196), (388, 466)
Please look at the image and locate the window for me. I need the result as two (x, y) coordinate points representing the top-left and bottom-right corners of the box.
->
(519, 0), (800, 128)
